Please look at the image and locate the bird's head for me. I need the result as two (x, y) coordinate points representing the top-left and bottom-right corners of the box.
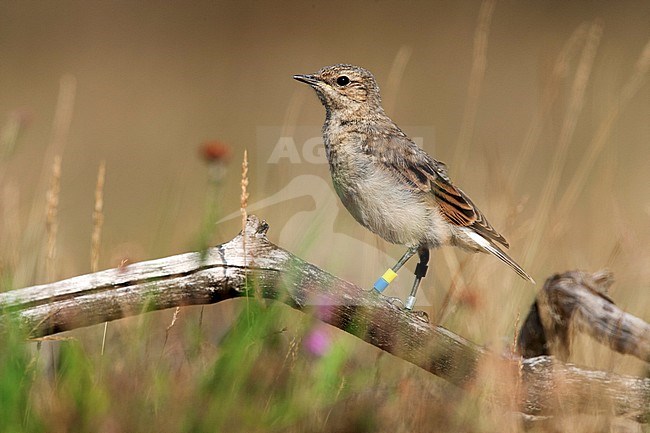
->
(293, 64), (383, 117)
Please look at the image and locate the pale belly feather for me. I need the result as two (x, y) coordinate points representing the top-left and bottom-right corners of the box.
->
(331, 159), (450, 248)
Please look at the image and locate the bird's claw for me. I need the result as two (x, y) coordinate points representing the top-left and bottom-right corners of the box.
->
(385, 296), (406, 309)
(412, 310), (430, 323)
(372, 291), (430, 322)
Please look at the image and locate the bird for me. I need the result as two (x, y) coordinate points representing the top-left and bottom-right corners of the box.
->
(216, 175), (429, 302)
(293, 64), (534, 311)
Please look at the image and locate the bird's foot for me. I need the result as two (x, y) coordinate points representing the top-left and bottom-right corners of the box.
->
(411, 310), (429, 323)
(384, 295), (406, 309)
(369, 289), (405, 307)
(372, 291), (430, 323)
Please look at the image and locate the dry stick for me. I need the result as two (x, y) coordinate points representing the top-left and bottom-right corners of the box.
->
(40, 153), (62, 417)
(240, 149), (254, 322)
(511, 227), (649, 421)
(511, 312), (521, 356)
(91, 161), (106, 273)
(452, 0), (495, 173)
(90, 161), (109, 355)
(159, 306), (181, 363)
(2, 216), (649, 422)
(45, 156), (62, 282)
(517, 270), (650, 362)
(240, 150), (249, 247)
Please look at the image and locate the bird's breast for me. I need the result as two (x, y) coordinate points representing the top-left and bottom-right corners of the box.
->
(328, 150), (446, 247)
(322, 121), (450, 247)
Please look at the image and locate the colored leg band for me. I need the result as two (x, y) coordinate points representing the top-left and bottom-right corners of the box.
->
(414, 263), (429, 278)
(405, 295), (417, 310)
(373, 268), (398, 293)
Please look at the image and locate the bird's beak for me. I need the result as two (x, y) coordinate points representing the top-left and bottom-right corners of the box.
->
(293, 74), (320, 86)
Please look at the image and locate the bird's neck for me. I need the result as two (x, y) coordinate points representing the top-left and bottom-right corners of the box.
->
(322, 107), (390, 174)
(324, 105), (387, 129)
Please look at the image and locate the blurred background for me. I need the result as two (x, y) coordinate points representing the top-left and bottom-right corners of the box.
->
(1, 1), (649, 431)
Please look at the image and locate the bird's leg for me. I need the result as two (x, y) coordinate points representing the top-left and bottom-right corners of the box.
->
(404, 247), (430, 310)
(372, 246), (418, 294)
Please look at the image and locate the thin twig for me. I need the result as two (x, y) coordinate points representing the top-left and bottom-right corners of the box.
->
(91, 161), (109, 355)
(45, 155), (62, 282)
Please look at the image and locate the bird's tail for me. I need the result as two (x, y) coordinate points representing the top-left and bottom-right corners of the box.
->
(465, 230), (535, 284)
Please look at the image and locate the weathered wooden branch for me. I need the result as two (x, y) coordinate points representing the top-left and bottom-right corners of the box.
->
(518, 269), (650, 362)
(1, 216), (649, 422)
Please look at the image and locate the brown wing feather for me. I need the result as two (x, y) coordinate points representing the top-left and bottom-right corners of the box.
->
(371, 129), (509, 248)
(426, 169), (509, 248)
(449, 186), (510, 248)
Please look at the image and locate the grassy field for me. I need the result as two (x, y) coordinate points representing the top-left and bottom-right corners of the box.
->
(1, 1), (650, 432)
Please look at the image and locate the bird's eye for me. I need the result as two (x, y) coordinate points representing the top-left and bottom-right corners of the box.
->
(336, 76), (350, 86)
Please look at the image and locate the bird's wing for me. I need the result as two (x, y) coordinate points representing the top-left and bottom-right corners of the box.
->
(372, 130), (509, 248)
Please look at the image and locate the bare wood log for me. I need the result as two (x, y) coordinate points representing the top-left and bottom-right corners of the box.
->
(1, 215), (649, 422)
(517, 270), (650, 362)
(1, 216), (482, 386)
(521, 356), (649, 423)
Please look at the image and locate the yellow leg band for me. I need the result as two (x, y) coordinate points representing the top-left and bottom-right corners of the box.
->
(382, 269), (398, 283)
(374, 268), (398, 293)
